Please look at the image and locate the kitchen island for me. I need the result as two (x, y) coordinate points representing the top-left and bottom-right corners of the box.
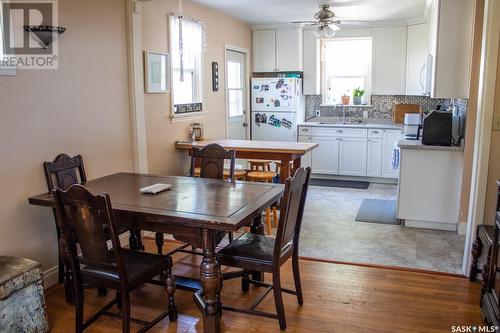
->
(397, 139), (465, 232)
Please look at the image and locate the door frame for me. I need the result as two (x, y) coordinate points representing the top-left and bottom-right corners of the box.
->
(463, 0), (500, 276)
(224, 44), (250, 139)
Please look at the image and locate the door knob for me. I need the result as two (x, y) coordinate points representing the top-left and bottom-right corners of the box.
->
(243, 122), (249, 127)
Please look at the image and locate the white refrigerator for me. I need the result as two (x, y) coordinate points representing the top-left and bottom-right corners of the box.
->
(251, 77), (304, 142)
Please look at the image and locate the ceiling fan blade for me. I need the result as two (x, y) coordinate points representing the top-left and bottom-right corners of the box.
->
(291, 20), (318, 24)
(334, 19), (370, 26)
(329, 0), (372, 7)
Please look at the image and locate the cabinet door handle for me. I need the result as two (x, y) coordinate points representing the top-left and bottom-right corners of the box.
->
(336, 130), (343, 133)
(338, 138), (343, 141)
(372, 131), (380, 134)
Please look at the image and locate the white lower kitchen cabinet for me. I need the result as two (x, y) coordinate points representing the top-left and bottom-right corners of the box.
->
(311, 137), (339, 174)
(397, 144), (464, 231)
(367, 138), (383, 177)
(298, 135), (312, 169)
(338, 138), (367, 176)
(381, 130), (401, 178)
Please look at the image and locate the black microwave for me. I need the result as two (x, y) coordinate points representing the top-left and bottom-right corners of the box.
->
(421, 111), (452, 146)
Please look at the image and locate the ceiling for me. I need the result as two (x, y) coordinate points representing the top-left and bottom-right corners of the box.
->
(191, 0), (428, 26)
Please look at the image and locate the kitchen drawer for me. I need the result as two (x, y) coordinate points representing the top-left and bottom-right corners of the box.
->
(298, 127), (312, 135)
(368, 128), (384, 138)
(313, 127), (367, 138)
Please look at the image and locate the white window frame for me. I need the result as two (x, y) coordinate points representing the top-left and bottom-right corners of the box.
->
(320, 37), (372, 105)
(169, 14), (205, 119)
(0, 1), (16, 76)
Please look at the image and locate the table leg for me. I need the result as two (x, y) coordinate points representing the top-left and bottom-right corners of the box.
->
(129, 229), (144, 250)
(200, 229), (222, 333)
(292, 157), (301, 176)
(279, 158), (291, 184)
(250, 214), (265, 282)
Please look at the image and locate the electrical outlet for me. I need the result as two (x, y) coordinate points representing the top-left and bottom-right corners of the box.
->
(315, 110), (320, 117)
(494, 116), (500, 131)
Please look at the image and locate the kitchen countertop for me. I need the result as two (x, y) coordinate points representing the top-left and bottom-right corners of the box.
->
(397, 139), (465, 151)
(298, 119), (402, 130)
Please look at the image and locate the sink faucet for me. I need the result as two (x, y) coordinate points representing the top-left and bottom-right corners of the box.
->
(334, 104), (346, 123)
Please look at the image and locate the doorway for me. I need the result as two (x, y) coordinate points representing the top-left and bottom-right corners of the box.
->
(225, 48), (248, 140)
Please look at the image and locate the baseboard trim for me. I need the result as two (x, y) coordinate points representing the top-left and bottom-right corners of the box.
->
(43, 232), (131, 289)
(457, 222), (467, 236)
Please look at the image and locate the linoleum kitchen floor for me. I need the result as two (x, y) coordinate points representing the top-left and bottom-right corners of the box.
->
(299, 183), (466, 274)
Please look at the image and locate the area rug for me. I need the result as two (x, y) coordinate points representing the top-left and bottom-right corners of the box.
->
(309, 178), (370, 189)
(355, 199), (400, 225)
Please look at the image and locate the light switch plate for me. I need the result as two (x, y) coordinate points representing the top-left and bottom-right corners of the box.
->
(494, 116), (500, 131)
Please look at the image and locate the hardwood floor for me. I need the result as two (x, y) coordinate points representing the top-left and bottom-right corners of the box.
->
(45, 239), (482, 332)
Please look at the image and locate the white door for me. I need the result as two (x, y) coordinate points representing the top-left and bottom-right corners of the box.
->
(382, 129), (401, 178)
(367, 138), (383, 177)
(311, 137), (339, 175)
(252, 30), (276, 72)
(298, 135), (312, 169)
(338, 137), (368, 176)
(226, 50), (247, 140)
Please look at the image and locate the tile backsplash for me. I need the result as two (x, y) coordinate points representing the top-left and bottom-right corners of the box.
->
(305, 94), (468, 121)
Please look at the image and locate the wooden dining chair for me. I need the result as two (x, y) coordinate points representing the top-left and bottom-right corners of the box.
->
(54, 184), (177, 333)
(154, 144), (236, 255)
(218, 167), (311, 330)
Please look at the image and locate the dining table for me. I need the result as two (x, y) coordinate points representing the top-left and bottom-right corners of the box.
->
(175, 139), (318, 183)
(28, 172), (284, 333)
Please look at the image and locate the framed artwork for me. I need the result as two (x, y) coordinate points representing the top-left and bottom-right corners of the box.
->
(144, 51), (170, 93)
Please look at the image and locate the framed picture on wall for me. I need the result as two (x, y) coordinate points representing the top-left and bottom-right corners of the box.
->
(144, 51), (170, 93)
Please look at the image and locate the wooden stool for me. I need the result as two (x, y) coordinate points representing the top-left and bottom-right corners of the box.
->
(248, 160), (272, 171)
(193, 167), (247, 181)
(247, 171), (278, 235)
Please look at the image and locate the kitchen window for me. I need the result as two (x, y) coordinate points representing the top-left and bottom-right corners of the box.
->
(169, 15), (205, 115)
(321, 38), (372, 105)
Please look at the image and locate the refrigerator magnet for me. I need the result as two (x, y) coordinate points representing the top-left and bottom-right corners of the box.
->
(256, 97), (264, 104)
(268, 115), (281, 127)
(282, 118), (292, 129)
(255, 113), (267, 124)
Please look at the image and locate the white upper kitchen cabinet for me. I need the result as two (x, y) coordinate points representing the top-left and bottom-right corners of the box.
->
(338, 137), (367, 176)
(311, 137), (339, 175)
(381, 129), (401, 178)
(406, 23), (429, 96)
(302, 30), (320, 94)
(252, 28), (303, 72)
(276, 28), (303, 71)
(428, 0), (474, 98)
(372, 26), (407, 95)
(252, 29), (276, 72)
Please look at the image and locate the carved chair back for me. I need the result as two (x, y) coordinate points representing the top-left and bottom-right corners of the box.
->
(53, 185), (126, 282)
(189, 144), (236, 182)
(44, 154), (87, 191)
(273, 167), (311, 261)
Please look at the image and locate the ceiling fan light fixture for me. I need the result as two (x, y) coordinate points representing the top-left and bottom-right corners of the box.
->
(314, 25), (336, 39)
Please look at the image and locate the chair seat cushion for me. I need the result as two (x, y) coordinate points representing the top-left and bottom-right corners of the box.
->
(81, 249), (167, 288)
(218, 233), (275, 263)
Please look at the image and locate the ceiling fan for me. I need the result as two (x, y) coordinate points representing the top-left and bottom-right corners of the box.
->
(292, 4), (368, 38)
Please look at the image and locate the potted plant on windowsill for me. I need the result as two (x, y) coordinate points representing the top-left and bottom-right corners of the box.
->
(352, 87), (365, 105)
(341, 91), (350, 105)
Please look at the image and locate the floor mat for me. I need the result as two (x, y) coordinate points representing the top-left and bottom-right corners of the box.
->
(355, 199), (400, 225)
(310, 178), (369, 189)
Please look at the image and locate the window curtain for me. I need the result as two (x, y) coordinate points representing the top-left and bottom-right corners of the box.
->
(170, 15), (206, 82)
